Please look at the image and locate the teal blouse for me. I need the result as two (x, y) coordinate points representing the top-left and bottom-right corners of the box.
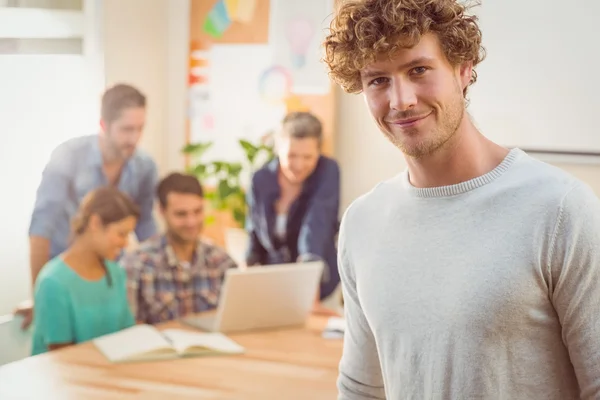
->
(31, 257), (135, 355)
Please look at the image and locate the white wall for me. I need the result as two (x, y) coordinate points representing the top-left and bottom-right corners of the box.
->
(102, 0), (189, 175)
(0, 0), (189, 314)
(335, 88), (600, 212)
(0, 0), (102, 315)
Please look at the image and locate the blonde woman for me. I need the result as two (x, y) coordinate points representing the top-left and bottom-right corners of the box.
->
(245, 112), (341, 313)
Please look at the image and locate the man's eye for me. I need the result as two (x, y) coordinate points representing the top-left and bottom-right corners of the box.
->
(411, 66), (428, 75)
(369, 77), (389, 86)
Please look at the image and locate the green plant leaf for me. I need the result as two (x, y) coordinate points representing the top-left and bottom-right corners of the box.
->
(192, 164), (207, 177)
(233, 207), (245, 227)
(182, 142), (213, 157)
(239, 139), (259, 152)
(205, 214), (216, 225)
(212, 161), (227, 173)
(186, 137), (275, 230)
(228, 162), (243, 177)
(239, 139), (259, 164)
(217, 179), (235, 200)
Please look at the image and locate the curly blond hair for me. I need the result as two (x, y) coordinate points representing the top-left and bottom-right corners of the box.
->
(322, 0), (486, 95)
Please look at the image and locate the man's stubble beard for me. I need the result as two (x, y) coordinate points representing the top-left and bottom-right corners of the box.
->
(387, 84), (466, 159)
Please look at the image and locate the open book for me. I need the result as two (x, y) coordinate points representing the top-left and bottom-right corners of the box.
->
(93, 324), (245, 363)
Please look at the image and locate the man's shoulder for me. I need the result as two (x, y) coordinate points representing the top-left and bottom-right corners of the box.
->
(314, 155), (341, 182)
(344, 173), (405, 219)
(122, 235), (165, 267)
(507, 150), (594, 205)
(251, 160), (276, 185)
(56, 134), (94, 148)
(320, 155), (341, 170)
(48, 135), (95, 165)
(198, 238), (229, 257)
(130, 148), (157, 176)
(198, 238), (235, 267)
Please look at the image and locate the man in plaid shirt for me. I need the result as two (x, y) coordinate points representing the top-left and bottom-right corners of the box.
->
(121, 172), (237, 324)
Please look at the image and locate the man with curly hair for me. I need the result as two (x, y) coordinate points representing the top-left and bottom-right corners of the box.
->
(323, 0), (600, 399)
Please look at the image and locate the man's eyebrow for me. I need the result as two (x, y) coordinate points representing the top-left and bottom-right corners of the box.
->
(361, 57), (436, 79)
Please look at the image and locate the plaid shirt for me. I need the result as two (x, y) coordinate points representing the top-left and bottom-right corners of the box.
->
(121, 234), (237, 324)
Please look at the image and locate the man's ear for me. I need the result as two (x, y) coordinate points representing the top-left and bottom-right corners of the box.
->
(99, 119), (107, 134)
(459, 61), (473, 91)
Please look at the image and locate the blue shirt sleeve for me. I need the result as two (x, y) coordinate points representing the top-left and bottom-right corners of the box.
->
(28, 148), (73, 238)
(34, 277), (74, 346)
(134, 159), (158, 241)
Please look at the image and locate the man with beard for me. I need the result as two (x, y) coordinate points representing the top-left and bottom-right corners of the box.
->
(323, 0), (600, 399)
(17, 83), (158, 329)
(121, 173), (237, 324)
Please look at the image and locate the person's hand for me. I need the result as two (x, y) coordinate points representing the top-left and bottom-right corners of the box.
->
(14, 299), (33, 330)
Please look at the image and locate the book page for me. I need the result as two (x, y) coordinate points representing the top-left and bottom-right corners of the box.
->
(93, 325), (175, 362)
(161, 329), (245, 355)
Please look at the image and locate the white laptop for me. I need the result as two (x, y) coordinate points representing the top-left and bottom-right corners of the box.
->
(183, 261), (323, 333)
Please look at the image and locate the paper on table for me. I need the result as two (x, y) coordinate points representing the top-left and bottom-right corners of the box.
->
(161, 329), (245, 355)
(93, 325), (173, 362)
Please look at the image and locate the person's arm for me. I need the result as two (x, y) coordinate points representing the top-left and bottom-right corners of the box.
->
(134, 161), (158, 242)
(29, 237), (51, 288)
(337, 211), (385, 399)
(548, 183), (600, 399)
(245, 175), (268, 266)
(214, 248), (238, 272)
(34, 277), (75, 351)
(208, 244), (238, 287)
(28, 152), (73, 285)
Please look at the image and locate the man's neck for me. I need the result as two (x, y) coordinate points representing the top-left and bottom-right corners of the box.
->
(167, 233), (197, 263)
(405, 116), (509, 188)
(277, 169), (302, 191)
(98, 135), (124, 166)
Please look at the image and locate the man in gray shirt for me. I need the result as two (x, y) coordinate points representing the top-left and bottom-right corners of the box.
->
(323, 0), (600, 399)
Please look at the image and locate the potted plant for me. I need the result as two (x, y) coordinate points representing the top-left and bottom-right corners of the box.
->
(182, 138), (275, 229)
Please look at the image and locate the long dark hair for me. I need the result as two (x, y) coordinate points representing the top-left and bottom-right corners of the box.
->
(70, 186), (140, 286)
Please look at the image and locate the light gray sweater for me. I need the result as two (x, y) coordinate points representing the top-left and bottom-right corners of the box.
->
(337, 149), (600, 400)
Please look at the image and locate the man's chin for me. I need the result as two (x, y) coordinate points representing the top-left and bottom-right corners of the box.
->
(120, 148), (136, 159)
(177, 233), (199, 243)
(287, 173), (307, 184)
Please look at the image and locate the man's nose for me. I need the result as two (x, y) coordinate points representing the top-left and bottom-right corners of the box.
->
(389, 79), (417, 111)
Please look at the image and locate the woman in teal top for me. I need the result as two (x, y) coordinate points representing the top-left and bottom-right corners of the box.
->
(31, 187), (138, 355)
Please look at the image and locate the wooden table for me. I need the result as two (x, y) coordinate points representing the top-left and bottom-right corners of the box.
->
(0, 316), (342, 400)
